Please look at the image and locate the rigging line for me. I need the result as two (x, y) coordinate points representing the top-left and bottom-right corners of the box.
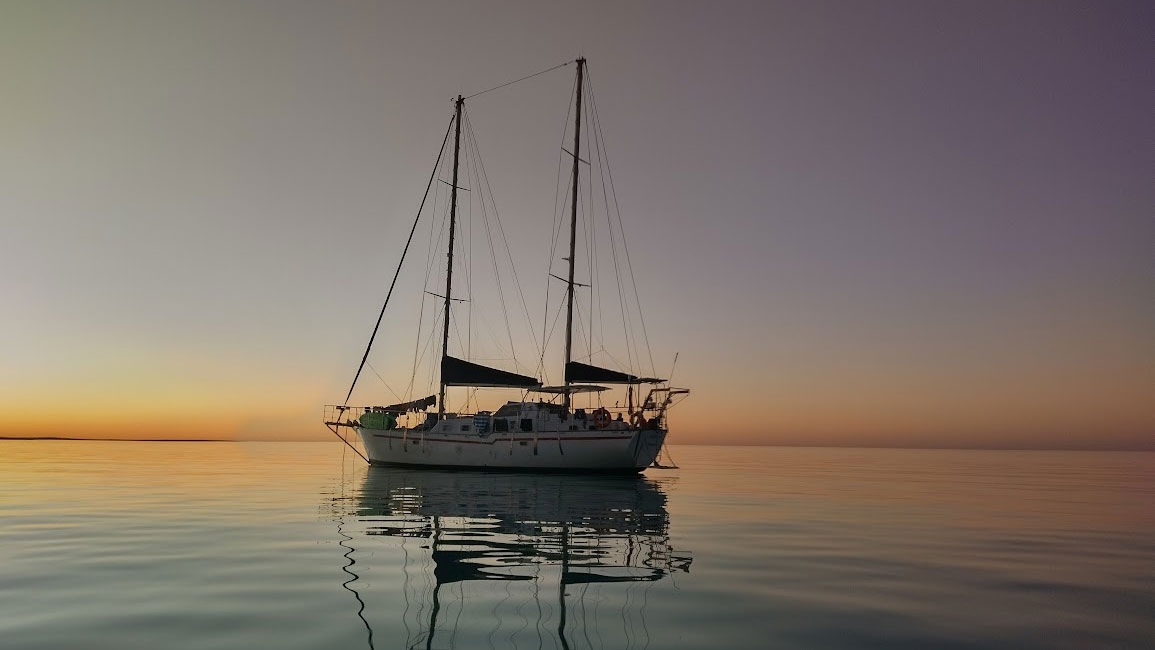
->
(540, 166), (570, 374)
(587, 82), (609, 365)
(582, 80), (622, 372)
(366, 361), (402, 402)
(538, 165), (575, 378)
(448, 238), (469, 364)
(461, 356), (518, 362)
(591, 107), (628, 376)
(421, 135), (456, 304)
(572, 294), (592, 361)
(588, 71), (656, 375)
(539, 74), (579, 383)
(406, 154), (453, 401)
(463, 110), (542, 364)
(538, 296), (568, 376)
(477, 222), (520, 372)
(593, 345), (633, 378)
(464, 111), (541, 350)
(462, 111), (517, 366)
(464, 131), (472, 361)
(588, 80), (637, 375)
(344, 115), (454, 406)
(422, 151), (450, 287)
(421, 184), (453, 293)
(470, 303), (515, 366)
(579, 173), (596, 359)
(449, 299), (469, 363)
(602, 162), (637, 374)
(585, 89), (605, 362)
(574, 185), (591, 358)
(408, 303), (444, 400)
(549, 158), (574, 259)
(405, 209), (443, 401)
(462, 59), (573, 101)
(585, 155), (598, 361)
(550, 88), (572, 230)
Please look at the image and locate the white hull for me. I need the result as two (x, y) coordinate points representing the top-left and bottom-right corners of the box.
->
(356, 426), (666, 472)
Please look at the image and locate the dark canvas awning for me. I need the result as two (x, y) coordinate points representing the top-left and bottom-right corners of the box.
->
(380, 395), (436, 414)
(565, 361), (664, 384)
(442, 356), (541, 388)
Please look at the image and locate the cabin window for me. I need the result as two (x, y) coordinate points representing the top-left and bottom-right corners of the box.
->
(494, 419), (509, 433)
(520, 418), (533, 432)
(519, 441), (528, 446)
(460, 424), (470, 432)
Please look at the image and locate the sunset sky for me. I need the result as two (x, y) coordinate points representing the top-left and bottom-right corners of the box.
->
(2, 1), (1152, 448)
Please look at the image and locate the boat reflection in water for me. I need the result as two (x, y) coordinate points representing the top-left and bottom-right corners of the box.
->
(331, 467), (691, 650)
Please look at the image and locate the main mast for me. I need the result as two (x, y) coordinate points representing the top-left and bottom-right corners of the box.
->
(563, 58), (585, 412)
(438, 95), (464, 419)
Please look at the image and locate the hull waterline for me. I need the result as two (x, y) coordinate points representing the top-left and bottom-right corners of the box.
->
(356, 427), (666, 473)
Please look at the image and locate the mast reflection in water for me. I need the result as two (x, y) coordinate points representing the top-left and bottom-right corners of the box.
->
(327, 468), (691, 650)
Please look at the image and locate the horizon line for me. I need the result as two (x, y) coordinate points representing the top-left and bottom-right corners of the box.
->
(1, 436), (1152, 452)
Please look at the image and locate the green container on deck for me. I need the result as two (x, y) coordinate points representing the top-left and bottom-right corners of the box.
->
(359, 411), (397, 430)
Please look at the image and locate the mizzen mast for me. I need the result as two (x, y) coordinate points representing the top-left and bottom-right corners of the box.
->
(562, 58), (585, 412)
(438, 94), (465, 419)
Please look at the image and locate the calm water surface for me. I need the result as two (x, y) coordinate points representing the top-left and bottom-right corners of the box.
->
(1, 443), (1152, 649)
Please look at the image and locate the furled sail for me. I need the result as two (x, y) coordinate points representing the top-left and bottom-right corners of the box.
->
(441, 356), (541, 388)
(565, 361), (664, 384)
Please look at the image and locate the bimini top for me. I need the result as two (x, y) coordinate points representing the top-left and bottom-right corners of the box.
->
(529, 385), (609, 394)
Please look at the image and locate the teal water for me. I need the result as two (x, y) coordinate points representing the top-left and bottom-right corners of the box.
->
(1, 442), (1152, 649)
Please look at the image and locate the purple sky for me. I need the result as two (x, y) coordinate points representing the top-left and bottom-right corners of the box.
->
(1, 1), (1152, 447)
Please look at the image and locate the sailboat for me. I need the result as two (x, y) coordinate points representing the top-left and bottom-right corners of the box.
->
(324, 59), (687, 472)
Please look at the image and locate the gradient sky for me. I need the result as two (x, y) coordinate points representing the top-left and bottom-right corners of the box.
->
(2, 1), (1152, 448)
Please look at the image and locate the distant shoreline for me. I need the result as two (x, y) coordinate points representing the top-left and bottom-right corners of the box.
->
(0, 436), (227, 442)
